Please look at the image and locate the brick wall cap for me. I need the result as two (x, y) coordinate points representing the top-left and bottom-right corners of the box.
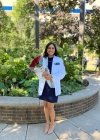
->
(0, 97), (39, 106)
(0, 85), (99, 106)
(58, 86), (99, 104)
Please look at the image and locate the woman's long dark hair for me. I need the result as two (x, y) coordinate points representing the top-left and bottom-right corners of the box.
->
(43, 42), (58, 57)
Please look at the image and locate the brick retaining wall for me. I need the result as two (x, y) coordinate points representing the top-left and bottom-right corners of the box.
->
(0, 91), (99, 124)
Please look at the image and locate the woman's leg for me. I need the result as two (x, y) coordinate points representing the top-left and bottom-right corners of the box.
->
(43, 101), (50, 133)
(47, 102), (55, 134)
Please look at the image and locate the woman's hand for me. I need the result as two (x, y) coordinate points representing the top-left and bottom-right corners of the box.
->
(42, 71), (48, 77)
(45, 74), (52, 80)
(42, 71), (52, 80)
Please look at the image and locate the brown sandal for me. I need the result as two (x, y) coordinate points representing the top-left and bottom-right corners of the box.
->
(47, 123), (55, 134)
(44, 123), (50, 134)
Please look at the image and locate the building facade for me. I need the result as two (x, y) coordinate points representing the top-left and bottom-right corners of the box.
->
(1, 0), (17, 11)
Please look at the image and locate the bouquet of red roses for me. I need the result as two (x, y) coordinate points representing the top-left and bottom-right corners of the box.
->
(29, 55), (44, 78)
(29, 56), (54, 88)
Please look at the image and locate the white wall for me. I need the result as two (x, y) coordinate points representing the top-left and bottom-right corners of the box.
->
(1, 0), (17, 6)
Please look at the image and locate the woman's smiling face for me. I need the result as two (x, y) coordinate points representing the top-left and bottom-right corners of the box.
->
(47, 44), (55, 57)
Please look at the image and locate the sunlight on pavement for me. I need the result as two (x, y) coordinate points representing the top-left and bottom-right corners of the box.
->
(92, 130), (100, 140)
(59, 131), (92, 140)
(0, 124), (21, 136)
(56, 119), (68, 124)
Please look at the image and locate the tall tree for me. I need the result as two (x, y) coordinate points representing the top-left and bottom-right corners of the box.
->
(0, 1), (15, 48)
(85, 8), (100, 56)
(39, 0), (79, 46)
(12, 0), (35, 39)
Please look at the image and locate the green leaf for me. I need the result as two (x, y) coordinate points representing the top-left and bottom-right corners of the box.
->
(0, 82), (6, 89)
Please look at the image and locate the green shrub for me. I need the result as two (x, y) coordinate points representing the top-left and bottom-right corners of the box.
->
(23, 77), (39, 97)
(61, 80), (85, 95)
(9, 87), (28, 96)
(59, 43), (82, 82)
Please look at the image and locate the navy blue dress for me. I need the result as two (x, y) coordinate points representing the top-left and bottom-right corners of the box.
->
(39, 57), (58, 103)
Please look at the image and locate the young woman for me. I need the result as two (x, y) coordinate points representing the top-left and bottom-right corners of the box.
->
(38, 42), (66, 134)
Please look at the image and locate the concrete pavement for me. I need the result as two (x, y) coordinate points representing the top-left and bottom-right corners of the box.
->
(0, 75), (100, 140)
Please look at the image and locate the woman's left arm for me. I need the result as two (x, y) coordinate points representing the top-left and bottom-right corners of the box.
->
(52, 58), (67, 81)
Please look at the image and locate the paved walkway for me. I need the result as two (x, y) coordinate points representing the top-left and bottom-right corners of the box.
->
(0, 75), (100, 140)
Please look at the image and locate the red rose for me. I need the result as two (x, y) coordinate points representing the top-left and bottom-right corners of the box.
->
(29, 55), (41, 68)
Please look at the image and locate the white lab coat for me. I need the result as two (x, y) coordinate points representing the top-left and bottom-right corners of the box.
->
(38, 56), (66, 96)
